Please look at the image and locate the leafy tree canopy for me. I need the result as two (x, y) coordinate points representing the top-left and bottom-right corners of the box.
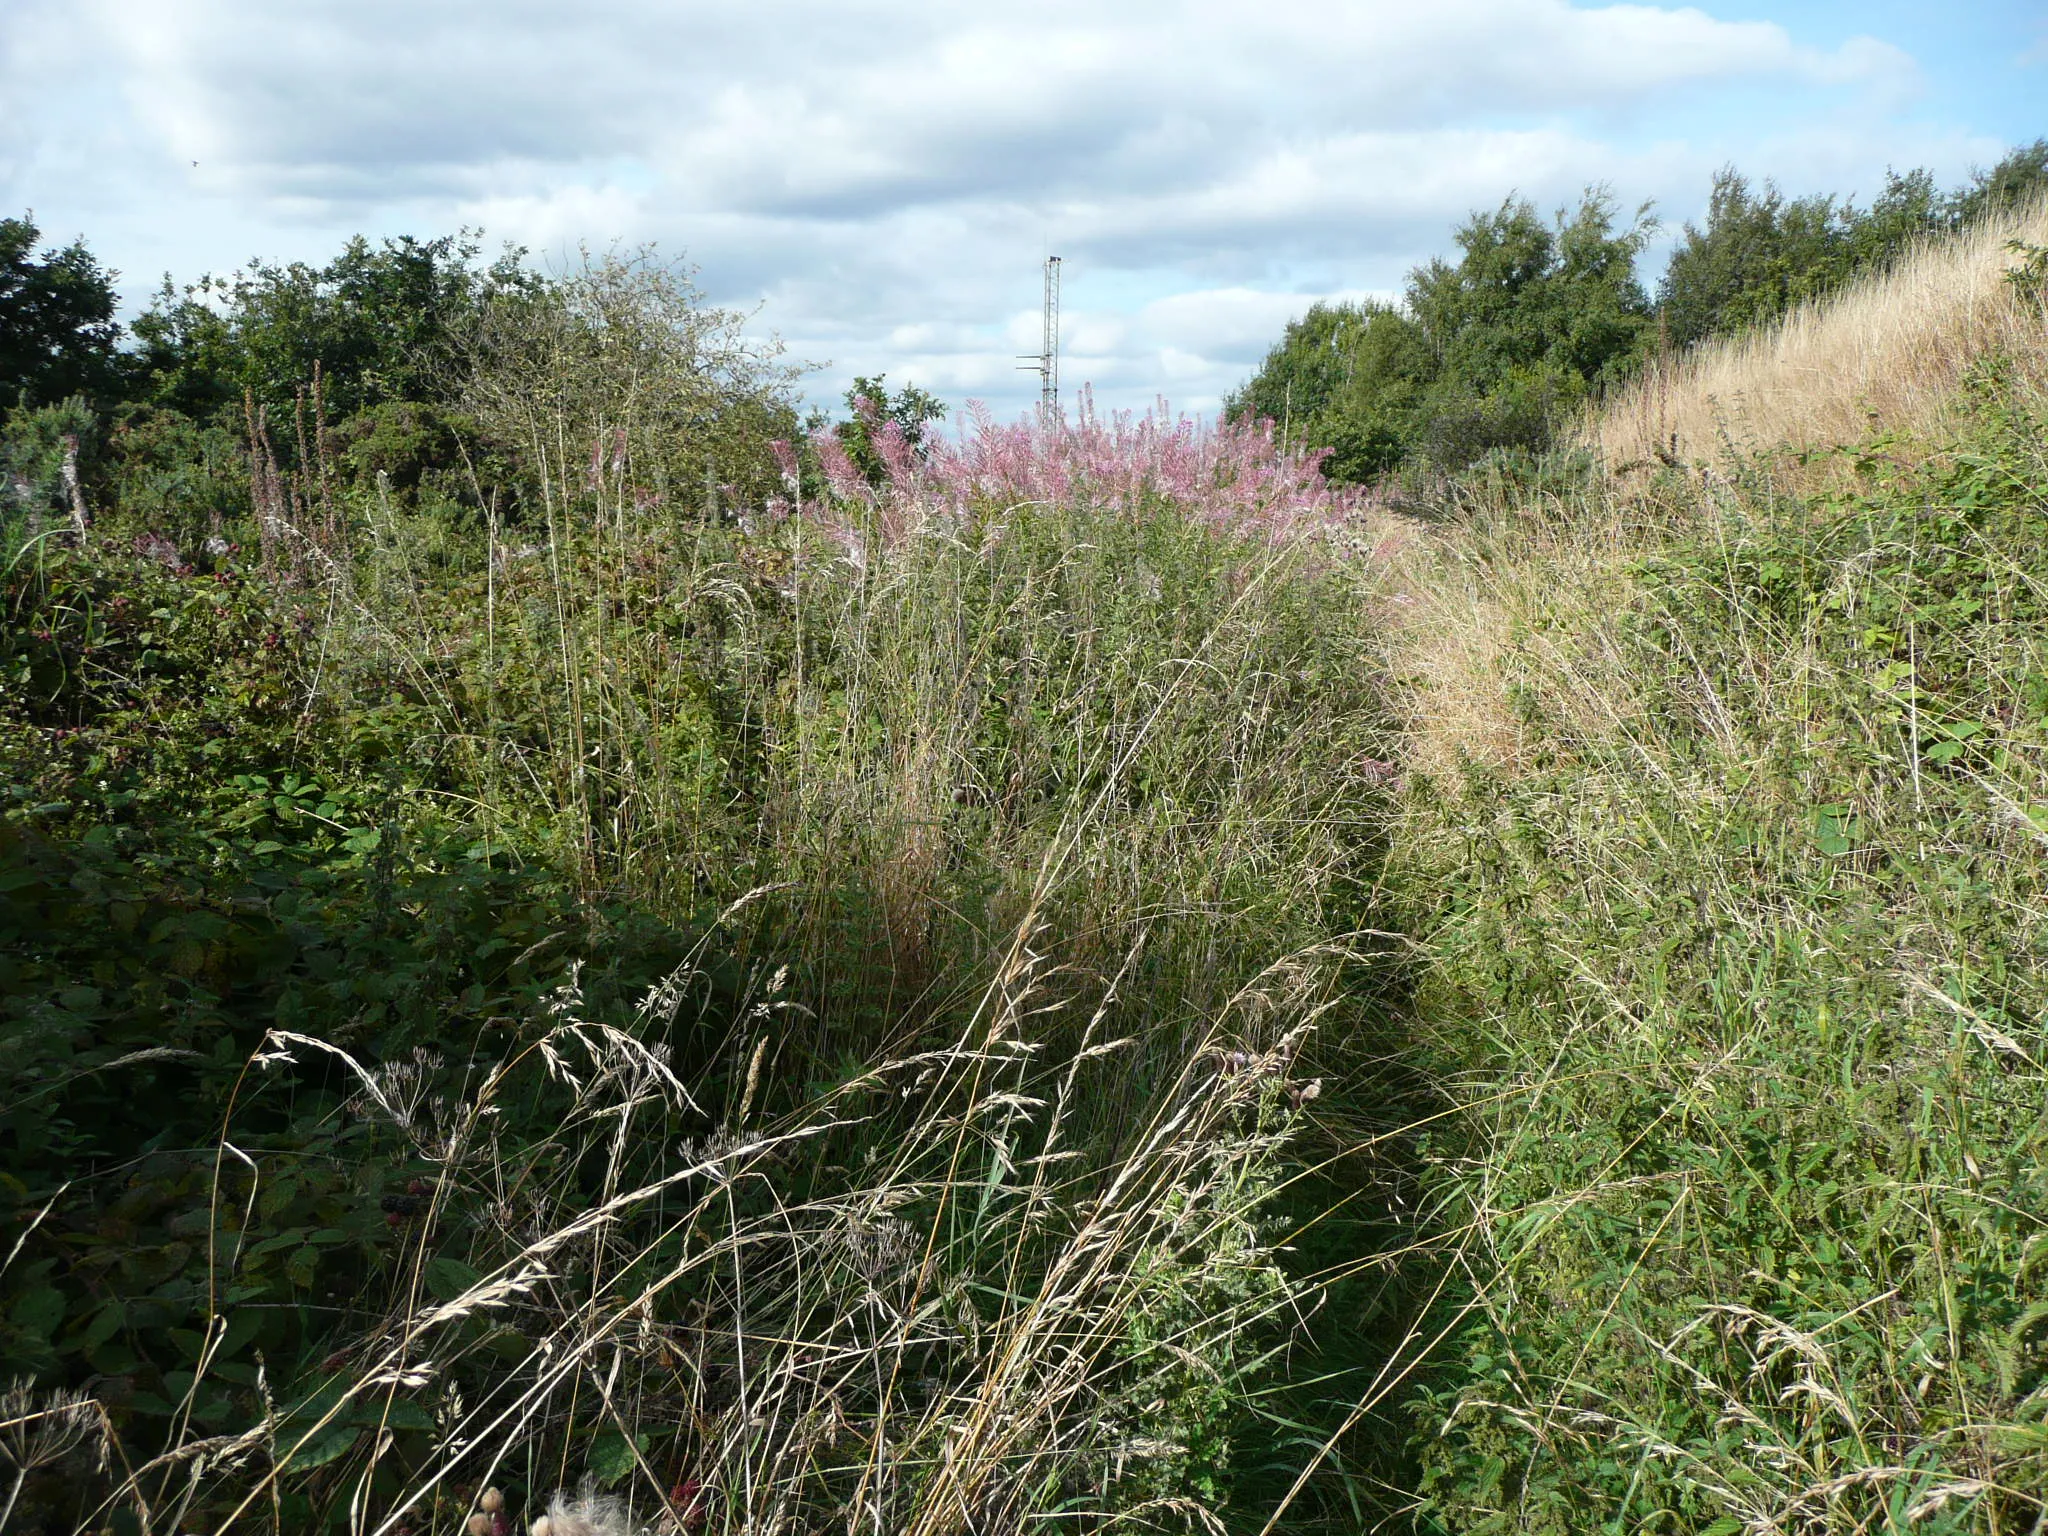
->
(1945, 137), (2048, 229)
(0, 216), (124, 413)
(1227, 190), (1652, 473)
(1232, 141), (2048, 481)
(833, 373), (949, 483)
(1223, 302), (1432, 481)
(129, 232), (538, 425)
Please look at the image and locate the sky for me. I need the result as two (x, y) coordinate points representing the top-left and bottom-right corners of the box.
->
(1, 0), (2041, 421)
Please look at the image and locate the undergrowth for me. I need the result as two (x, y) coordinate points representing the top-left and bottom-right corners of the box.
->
(1390, 369), (2048, 1534)
(15, 208), (2046, 1536)
(0, 408), (1424, 1534)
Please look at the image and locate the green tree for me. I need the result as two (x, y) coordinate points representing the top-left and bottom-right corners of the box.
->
(458, 247), (804, 518)
(0, 396), (98, 549)
(1229, 191), (1651, 476)
(1653, 169), (1952, 350)
(0, 216), (123, 413)
(835, 373), (948, 483)
(1408, 190), (1654, 397)
(130, 233), (534, 426)
(1945, 137), (2048, 228)
(1223, 301), (1433, 480)
(1655, 146), (2046, 356)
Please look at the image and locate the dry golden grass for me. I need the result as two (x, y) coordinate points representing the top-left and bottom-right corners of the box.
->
(1375, 494), (1670, 782)
(1597, 194), (2048, 481)
(1381, 199), (2048, 781)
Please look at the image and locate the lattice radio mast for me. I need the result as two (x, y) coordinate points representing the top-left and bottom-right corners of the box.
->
(1017, 255), (1061, 419)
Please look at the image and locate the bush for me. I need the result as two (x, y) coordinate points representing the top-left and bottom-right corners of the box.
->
(1, 396), (97, 554)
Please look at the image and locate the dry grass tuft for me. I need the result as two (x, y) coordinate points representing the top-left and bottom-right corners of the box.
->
(1375, 490), (1672, 783)
(1597, 194), (2048, 482)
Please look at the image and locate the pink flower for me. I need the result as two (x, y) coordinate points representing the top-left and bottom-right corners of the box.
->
(786, 390), (1379, 558)
(769, 439), (801, 492)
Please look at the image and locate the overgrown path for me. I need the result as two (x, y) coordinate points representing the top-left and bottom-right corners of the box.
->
(3, 415), (1430, 1535)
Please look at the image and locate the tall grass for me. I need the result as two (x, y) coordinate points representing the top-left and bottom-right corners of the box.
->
(11, 404), (1432, 1535)
(1598, 194), (2048, 484)
(38, 192), (2048, 1536)
(1380, 230), (2048, 1530)
(98, 930), (1339, 1536)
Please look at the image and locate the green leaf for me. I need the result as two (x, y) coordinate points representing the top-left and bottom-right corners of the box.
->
(587, 1425), (648, 1487)
(425, 1256), (481, 1302)
(77, 1299), (125, 1352)
(1811, 804), (1860, 856)
(284, 1244), (321, 1289)
(362, 1398), (436, 1433)
(281, 1424), (361, 1474)
(11, 1286), (66, 1339)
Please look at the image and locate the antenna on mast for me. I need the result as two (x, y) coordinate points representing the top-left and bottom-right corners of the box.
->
(1016, 255), (1061, 420)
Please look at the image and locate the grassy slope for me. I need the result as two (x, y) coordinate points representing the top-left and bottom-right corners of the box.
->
(1599, 197), (2048, 479)
(1384, 224), (2048, 1532)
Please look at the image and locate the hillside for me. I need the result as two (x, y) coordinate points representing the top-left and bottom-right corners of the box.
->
(1378, 201), (2048, 1534)
(1600, 197), (2048, 478)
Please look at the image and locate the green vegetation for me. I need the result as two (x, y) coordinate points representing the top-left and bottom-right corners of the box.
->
(1386, 369), (2048, 1532)
(0, 227), (1415, 1533)
(827, 373), (950, 484)
(1228, 143), (2048, 476)
(6, 153), (2048, 1536)
(0, 216), (124, 413)
(1225, 192), (1652, 479)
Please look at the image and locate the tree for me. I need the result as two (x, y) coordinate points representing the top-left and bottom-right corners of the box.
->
(1407, 190), (1654, 404)
(1946, 138), (2048, 228)
(834, 374), (948, 484)
(1654, 170), (1948, 350)
(1223, 301), (1433, 479)
(0, 216), (123, 413)
(1655, 147), (2047, 356)
(129, 232), (536, 426)
(1232, 141), (2048, 482)
(458, 247), (804, 518)
(1227, 189), (1652, 477)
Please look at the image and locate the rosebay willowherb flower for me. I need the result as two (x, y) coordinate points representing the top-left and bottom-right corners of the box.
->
(776, 388), (1379, 557)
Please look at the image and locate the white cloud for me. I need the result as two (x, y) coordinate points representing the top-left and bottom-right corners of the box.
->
(1134, 288), (1386, 360)
(0, 0), (2001, 415)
